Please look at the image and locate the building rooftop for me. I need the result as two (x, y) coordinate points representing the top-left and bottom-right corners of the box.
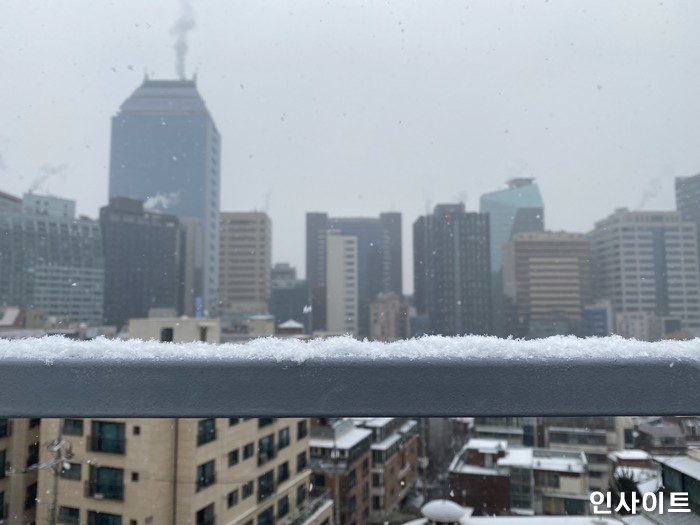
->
(608, 450), (652, 462)
(654, 454), (700, 480)
(309, 426), (372, 450)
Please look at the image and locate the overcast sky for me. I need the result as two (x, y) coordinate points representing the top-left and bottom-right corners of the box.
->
(2, 1), (700, 292)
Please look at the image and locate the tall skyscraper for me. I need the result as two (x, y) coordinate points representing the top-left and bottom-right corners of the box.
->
(100, 197), (185, 330)
(109, 78), (221, 316)
(325, 230), (358, 335)
(480, 179), (544, 336)
(219, 212), (272, 316)
(0, 193), (104, 326)
(675, 173), (700, 256)
(589, 209), (700, 338)
(479, 179), (545, 273)
(306, 212), (402, 337)
(413, 204), (491, 336)
(502, 232), (593, 338)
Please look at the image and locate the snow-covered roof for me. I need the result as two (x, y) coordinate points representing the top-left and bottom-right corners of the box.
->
(0, 306), (20, 326)
(309, 427), (372, 450)
(421, 500), (472, 522)
(654, 454), (700, 480)
(496, 448), (586, 473)
(278, 319), (304, 329)
(352, 417), (393, 428)
(371, 432), (402, 452)
(450, 463), (501, 476)
(608, 450), (651, 462)
(465, 438), (508, 454)
(497, 448), (532, 468)
(1, 334), (699, 363)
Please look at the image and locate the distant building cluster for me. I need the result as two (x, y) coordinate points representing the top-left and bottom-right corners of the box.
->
(2, 77), (700, 343)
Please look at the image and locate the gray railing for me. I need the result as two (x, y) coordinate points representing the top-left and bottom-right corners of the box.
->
(0, 337), (698, 416)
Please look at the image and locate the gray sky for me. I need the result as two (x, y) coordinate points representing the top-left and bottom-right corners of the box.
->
(2, 0), (700, 292)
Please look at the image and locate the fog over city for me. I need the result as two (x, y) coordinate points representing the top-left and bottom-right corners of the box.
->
(2, 0), (700, 286)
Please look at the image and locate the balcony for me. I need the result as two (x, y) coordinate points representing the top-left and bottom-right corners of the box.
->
(88, 435), (126, 454)
(258, 448), (277, 466)
(0, 336), (697, 416)
(85, 481), (125, 501)
(288, 489), (333, 525)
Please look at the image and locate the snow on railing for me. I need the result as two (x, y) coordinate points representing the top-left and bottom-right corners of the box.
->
(0, 335), (698, 417)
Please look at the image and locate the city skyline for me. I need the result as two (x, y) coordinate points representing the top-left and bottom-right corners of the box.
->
(2, 1), (700, 290)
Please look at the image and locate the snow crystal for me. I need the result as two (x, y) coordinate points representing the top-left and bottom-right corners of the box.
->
(0, 334), (697, 365)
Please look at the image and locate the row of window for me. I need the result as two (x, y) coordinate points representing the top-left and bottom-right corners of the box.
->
(200, 418), (307, 447)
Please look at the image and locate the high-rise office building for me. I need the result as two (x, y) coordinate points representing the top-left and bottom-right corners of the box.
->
(219, 212), (272, 316)
(675, 173), (700, 257)
(109, 78), (221, 316)
(325, 230), (358, 335)
(480, 179), (544, 336)
(480, 179), (545, 274)
(306, 213), (402, 338)
(100, 197), (185, 330)
(589, 209), (700, 337)
(502, 232), (592, 338)
(0, 193), (104, 326)
(413, 204), (491, 336)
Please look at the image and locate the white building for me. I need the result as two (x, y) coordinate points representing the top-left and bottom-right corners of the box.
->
(325, 230), (358, 336)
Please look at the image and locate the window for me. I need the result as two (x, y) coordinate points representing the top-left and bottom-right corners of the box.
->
(278, 427), (290, 449)
(25, 442), (40, 470)
(91, 421), (126, 454)
(196, 460), (216, 491)
(133, 425), (140, 435)
(278, 495), (289, 518)
(160, 328), (173, 342)
(59, 507), (80, 525)
(362, 482), (369, 502)
(88, 511), (122, 525)
(296, 484), (306, 505)
(297, 420), (308, 439)
(197, 419), (216, 446)
(278, 461), (289, 483)
(259, 418), (275, 427)
(258, 506), (274, 525)
(25, 482), (37, 510)
(257, 470), (274, 502)
(0, 419), (8, 438)
(362, 458), (369, 476)
(348, 495), (357, 515)
(227, 489), (239, 508)
(63, 418), (83, 436)
(297, 451), (307, 472)
(229, 418), (240, 426)
(195, 504), (215, 525)
(131, 472), (139, 482)
(60, 462), (81, 481)
(242, 480), (254, 499)
(348, 468), (356, 488)
(0, 450), (5, 479)
(243, 442), (254, 459)
(228, 449), (239, 467)
(88, 466), (124, 500)
(258, 434), (275, 465)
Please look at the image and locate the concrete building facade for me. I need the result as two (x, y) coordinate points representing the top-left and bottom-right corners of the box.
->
(588, 209), (700, 337)
(0, 193), (104, 326)
(219, 212), (272, 315)
(413, 204), (491, 336)
(325, 231), (359, 336)
(502, 232), (592, 338)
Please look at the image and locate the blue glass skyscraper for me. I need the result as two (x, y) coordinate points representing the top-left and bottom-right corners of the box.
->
(109, 78), (221, 316)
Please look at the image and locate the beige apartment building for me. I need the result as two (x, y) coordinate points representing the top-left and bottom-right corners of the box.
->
(219, 212), (272, 315)
(0, 418), (41, 525)
(34, 418), (332, 525)
(325, 231), (358, 337)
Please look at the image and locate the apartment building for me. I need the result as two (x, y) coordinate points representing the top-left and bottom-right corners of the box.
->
(0, 418), (41, 525)
(310, 419), (372, 525)
(34, 418), (332, 525)
(325, 231), (359, 336)
(448, 439), (590, 516)
(352, 418), (419, 513)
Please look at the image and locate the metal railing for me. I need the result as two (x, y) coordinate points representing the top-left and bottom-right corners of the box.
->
(0, 338), (698, 416)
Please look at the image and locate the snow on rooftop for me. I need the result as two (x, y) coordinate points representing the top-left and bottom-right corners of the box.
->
(371, 431), (402, 451)
(0, 334), (698, 365)
(309, 426), (372, 450)
(654, 454), (700, 480)
(608, 450), (651, 461)
(465, 438), (508, 453)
